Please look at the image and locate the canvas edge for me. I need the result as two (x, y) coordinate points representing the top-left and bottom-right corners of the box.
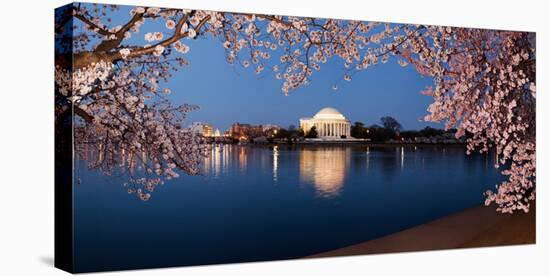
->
(54, 2), (76, 273)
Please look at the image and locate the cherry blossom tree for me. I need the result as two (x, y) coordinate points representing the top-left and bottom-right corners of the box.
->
(55, 4), (535, 211)
(55, 5), (212, 201)
(397, 28), (536, 213)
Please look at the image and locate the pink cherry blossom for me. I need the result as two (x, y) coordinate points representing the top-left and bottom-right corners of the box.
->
(165, 19), (176, 30)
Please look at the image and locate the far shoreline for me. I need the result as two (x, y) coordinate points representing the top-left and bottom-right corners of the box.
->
(206, 141), (468, 147)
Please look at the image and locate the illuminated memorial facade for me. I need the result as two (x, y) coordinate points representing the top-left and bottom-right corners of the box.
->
(299, 107), (351, 139)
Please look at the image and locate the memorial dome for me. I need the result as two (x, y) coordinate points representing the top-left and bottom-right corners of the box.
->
(313, 107), (346, 120)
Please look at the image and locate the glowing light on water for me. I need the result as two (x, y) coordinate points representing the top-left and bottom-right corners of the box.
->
(238, 146), (247, 173)
(203, 144), (223, 177)
(366, 146), (370, 169)
(299, 147), (350, 198)
(273, 146), (279, 182)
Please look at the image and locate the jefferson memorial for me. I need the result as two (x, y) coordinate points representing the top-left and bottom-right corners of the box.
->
(300, 107), (351, 139)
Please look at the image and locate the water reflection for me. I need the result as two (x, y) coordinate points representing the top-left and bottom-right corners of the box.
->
(273, 146), (279, 182)
(76, 143), (505, 271)
(400, 146), (405, 170)
(203, 145), (224, 178)
(366, 147), (370, 169)
(198, 145), (500, 199)
(238, 146), (247, 173)
(299, 147), (351, 198)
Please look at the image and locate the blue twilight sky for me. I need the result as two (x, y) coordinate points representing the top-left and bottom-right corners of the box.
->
(89, 4), (440, 132)
(169, 38), (437, 132)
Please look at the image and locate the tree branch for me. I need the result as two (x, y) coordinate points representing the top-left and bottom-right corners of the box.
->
(125, 13), (210, 59)
(73, 13), (114, 36)
(74, 105), (94, 123)
(72, 11), (212, 69)
(94, 11), (146, 52)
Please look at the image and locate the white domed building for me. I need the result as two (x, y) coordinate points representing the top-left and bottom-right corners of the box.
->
(300, 107), (351, 139)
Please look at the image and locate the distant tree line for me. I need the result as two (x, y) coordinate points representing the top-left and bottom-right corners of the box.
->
(350, 116), (459, 143)
(257, 116), (461, 144)
(271, 124), (304, 143)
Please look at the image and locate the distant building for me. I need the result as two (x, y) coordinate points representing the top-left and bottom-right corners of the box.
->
(190, 122), (213, 137)
(213, 128), (221, 137)
(229, 123), (265, 139)
(300, 107), (351, 139)
(262, 124), (280, 132)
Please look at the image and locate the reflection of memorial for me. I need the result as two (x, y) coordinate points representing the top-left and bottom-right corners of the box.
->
(299, 147), (350, 197)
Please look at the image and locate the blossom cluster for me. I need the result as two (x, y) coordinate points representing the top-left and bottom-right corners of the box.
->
(401, 28), (536, 213)
(55, 61), (113, 102)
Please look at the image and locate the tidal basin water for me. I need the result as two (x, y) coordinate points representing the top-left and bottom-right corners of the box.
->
(74, 144), (502, 272)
